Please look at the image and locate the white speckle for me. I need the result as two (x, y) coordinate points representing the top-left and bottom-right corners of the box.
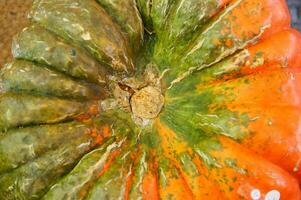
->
(290, 73), (296, 80)
(77, 141), (91, 149)
(251, 189), (261, 200)
(81, 32), (91, 41)
(70, 2), (79, 8)
(250, 116), (260, 121)
(265, 190), (280, 200)
(62, 18), (69, 22)
(293, 159), (301, 172)
(22, 27), (29, 32)
(71, 24), (84, 32)
(141, 118), (151, 127)
(26, 144), (36, 158)
(4, 63), (12, 70)
(14, 44), (20, 50)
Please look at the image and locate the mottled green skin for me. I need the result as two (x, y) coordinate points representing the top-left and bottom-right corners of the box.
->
(30, 0), (133, 72)
(180, 1), (259, 69)
(42, 138), (117, 200)
(153, 0), (267, 86)
(85, 147), (134, 200)
(0, 93), (89, 131)
(151, 0), (175, 35)
(185, 50), (250, 85)
(177, 152), (200, 178)
(162, 74), (250, 144)
(194, 137), (223, 168)
(95, 0), (144, 53)
(136, 0), (153, 31)
(158, 157), (181, 193)
(0, 122), (96, 174)
(164, 0), (220, 42)
(1, 60), (102, 100)
(12, 26), (107, 84)
(0, 135), (97, 200)
(128, 150), (148, 199)
(154, 0), (221, 64)
(42, 109), (141, 200)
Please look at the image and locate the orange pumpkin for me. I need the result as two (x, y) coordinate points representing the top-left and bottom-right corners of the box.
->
(0, 0), (300, 199)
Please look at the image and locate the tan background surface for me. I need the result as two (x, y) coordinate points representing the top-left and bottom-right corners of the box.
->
(0, 0), (33, 67)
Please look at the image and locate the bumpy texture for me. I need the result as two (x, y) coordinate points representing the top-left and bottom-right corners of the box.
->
(1, 0), (301, 199)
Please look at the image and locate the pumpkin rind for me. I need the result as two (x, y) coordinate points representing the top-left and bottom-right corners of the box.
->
(30, 0), (134, 72)
(158, 0), (291, 85)
(0, 0), (301, 199)
(0, 134), (101, 200)
(42, 138), (120, 200)
(0, 93), (98, 131)
(0, 122), (102, 174)
(1, 60), (103, 100)
(95, 0), (144, 52)
(12, 25), (108, 84)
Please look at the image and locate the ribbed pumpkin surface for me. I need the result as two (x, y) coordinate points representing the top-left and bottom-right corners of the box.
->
(0, 0), (301, 199)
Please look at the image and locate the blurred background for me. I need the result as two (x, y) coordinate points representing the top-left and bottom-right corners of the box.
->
(0, 0), (300, 67)
(288, 0), (301, 31)
(0, 0), (33, 67)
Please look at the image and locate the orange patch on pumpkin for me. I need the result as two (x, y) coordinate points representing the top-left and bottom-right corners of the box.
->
(225, 69), (301, 180)
(142, 160), (160, 200)
(97, 150), (121, 177)
(241, 29), (301, 75)
(154, 119), (189, 155)
(206, 136), (301, 199)
(224, 0), (290, 42)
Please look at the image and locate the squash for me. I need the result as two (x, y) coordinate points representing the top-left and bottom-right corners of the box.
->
(0, 0), (301, 199)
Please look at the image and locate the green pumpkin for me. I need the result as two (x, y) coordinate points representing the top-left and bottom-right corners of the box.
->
(1, 0), (301, 199)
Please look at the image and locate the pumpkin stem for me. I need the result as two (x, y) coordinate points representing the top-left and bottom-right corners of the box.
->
(130, 86), (164, 119)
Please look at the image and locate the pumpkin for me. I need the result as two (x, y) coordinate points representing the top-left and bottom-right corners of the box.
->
(0, 0), (301, 199)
